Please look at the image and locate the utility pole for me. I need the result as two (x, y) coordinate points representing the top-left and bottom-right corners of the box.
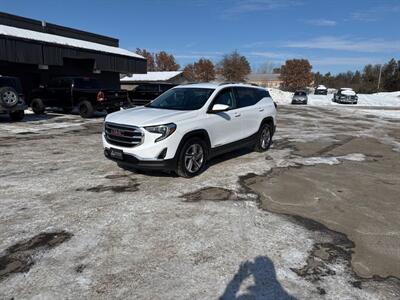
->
(377, 64), (383, 91)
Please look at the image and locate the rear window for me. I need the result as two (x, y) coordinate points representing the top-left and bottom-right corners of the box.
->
(73, 78), (100, 89)
(235, 87), (265, 108)
(0, 77), (23, 92)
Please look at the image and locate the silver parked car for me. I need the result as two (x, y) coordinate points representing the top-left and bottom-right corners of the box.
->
(291, 90), (308, 105)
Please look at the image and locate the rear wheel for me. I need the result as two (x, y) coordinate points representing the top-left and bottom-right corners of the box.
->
(0, 87), (19, 108)
(9, 110), (25, 121)
(79, 100), (94, 118)
(176, 138), (207, 178)
(31, 98), (45, 114)
(254, 123), (272, 152)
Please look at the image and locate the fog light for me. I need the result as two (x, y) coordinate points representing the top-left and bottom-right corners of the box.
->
(157, 148), (167, 159)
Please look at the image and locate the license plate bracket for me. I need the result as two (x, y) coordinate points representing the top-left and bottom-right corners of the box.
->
(109, 148), (123, 160)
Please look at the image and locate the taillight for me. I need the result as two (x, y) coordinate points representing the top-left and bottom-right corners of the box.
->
(97, 91), (105, 102)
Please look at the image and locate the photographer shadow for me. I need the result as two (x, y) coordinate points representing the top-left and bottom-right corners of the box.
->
(220, 256), (296, 300)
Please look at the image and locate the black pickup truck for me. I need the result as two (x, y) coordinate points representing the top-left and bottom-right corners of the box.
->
(30, 77), (130, 118)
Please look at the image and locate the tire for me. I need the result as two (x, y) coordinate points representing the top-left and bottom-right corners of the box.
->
(0, 87), (19, 108)
(31, 98), (45, 114)
(176, 137), (207, 178)
(254, 123), (272, 152)
(79, 100), (94, 118)
(9, 110), (25, 121)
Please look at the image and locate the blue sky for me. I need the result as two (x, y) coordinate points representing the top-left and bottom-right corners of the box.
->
(1, 0), (400, 73)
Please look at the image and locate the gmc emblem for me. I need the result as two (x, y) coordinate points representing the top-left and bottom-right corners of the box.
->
(111, 129), (123, 136)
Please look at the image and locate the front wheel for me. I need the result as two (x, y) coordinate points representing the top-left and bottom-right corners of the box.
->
(79, 100), (94, 118)
(176, 138), (207, 178)
(254, 123), (272, 152)
(9, 110), (25, 121)
(31, 98), (45, 114)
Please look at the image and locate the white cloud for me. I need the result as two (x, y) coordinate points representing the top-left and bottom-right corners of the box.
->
(305, 19), (336, 26)
(350, 4), (400, 22)
(310, 56), (383, 66)
(222, 0), (302, 17)
(285, 36), (400, 53)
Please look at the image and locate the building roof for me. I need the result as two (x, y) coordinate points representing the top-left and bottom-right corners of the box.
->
(0, 24), (142, 59)
(246, 73), (281, 82)
(121, 71), (183, 82)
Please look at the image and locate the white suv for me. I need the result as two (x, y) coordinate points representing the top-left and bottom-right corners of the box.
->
(103, 83), (277, 177)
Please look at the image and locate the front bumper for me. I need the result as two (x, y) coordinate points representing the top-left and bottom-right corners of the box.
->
(104, 148), (176, 171)
(337, 98), (357, 104)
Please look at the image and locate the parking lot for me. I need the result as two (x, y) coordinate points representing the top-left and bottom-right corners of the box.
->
(1, 106), (400, 299)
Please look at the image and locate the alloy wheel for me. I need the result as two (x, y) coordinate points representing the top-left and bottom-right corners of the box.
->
(184, 143), (204, 173)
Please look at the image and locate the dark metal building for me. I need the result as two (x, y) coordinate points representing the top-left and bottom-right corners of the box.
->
(0, 12), (146, 99)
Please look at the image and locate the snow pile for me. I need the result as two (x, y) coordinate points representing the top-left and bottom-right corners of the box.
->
(269, 88), (400, 107)
(268, 88), (293, 105)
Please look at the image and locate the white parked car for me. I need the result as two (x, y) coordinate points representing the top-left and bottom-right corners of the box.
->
(102, 83), (277, 177)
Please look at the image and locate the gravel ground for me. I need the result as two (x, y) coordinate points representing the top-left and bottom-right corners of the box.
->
(0, 107), (399, 299)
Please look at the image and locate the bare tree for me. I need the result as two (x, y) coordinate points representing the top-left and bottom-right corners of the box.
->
(257, 62), (277, 74)
(183, 63), (196, 82)
(155, 51), (180, 71)
(135, 48), (156, 71)
(280, 59), (313, 91)
(217, 51), (251, 82)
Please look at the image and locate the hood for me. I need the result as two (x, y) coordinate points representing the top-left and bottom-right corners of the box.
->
(105, 106), (198, 127)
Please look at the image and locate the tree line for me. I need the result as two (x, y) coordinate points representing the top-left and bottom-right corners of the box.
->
(314, 59), (400, 93)
(135, 49), (251, 82)
(136, 48), (400, 94)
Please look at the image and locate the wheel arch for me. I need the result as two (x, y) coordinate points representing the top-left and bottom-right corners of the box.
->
(175, 129), (211, 159)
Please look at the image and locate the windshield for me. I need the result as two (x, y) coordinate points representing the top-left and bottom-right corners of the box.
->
(147, 88), (215, 110)
(73, 78), (100, 89)
(294, 91), (306, 96)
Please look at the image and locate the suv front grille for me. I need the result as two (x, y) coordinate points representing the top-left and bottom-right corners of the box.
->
(104, 122), (143, 148)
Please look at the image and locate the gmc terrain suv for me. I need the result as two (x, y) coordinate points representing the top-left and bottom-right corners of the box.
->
(103, 83), (277, 177)
(30, 77), (130, 118)
(0, 76), (27, 121)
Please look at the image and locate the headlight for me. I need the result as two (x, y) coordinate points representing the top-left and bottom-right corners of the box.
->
(145, 123), (176, 142)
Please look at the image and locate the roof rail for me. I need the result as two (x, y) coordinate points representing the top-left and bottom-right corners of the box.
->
(218, 81), (237, 86)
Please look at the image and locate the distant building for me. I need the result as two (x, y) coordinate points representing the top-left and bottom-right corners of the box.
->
(121, 71), (187, 90)
(0, 12), (146, 99)
(246, 73), (282, 88)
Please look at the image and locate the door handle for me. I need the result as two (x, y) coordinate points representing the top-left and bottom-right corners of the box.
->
(259, 108), (264, 112)
(234, 113), (241, 117)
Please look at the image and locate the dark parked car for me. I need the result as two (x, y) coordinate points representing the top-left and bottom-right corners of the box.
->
(129, 83), (177, 106)
(30, 77), (130, 118)
(0, 76), (27, 121)
(315, 85), (328, 95)
(291, 90), (308, 104)
(333, 88), (358, 104)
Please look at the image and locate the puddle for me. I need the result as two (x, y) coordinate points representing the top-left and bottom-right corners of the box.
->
(181, 187), (236, 202)
(0, 231), (73, 281)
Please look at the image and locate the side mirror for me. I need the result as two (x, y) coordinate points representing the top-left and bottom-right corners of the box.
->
(211, 104), (230, 112)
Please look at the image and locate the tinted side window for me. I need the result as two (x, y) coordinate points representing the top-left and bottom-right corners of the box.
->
(213, 88), (235, 109)
(256, 89), (270, 100)
(235, 87), (258, 108)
